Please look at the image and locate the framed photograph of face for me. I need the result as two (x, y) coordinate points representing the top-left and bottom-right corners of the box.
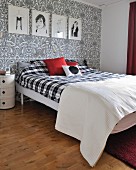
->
(52, 14), (67, 39)
(32, 10), (50, 37)
(69, 18), (82, 40)
(8, 5), (29, 35)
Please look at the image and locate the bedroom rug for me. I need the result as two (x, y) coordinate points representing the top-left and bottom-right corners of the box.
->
(105, 125), (136, 169)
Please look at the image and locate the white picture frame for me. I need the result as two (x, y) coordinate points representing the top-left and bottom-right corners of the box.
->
(8, 5), (29, 35)
(69, 18), (82, 40)
(32, 10), (50, 37)
(52, 14), (67, 39)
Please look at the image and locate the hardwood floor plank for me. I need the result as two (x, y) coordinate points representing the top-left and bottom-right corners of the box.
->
(0, 101), (134, 170)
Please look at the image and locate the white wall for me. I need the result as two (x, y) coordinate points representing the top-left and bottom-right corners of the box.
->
(100, 0), (130, 74)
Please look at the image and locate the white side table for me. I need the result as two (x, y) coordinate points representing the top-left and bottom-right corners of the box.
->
(0, 74), (15, 109)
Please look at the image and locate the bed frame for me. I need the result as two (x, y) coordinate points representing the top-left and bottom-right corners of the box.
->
(16, 83), (136, 134)
(16, 83), (58, 111)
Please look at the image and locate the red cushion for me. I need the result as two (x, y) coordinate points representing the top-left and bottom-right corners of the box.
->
(66, 61), (78, 66)
(43, 57), (67, 75)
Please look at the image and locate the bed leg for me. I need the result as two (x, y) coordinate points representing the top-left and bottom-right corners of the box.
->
(21, 94), (24, 105)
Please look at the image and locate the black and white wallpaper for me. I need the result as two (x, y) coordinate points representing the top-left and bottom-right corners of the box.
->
(0, 0), (102, 70)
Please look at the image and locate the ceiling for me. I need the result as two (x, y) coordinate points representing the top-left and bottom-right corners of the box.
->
(76, 0), (125, 7)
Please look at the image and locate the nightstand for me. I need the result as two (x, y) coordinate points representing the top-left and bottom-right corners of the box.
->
(0, 74), (15, 109)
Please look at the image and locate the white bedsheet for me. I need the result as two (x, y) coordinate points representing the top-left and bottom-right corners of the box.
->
(55, 76), (136, 167)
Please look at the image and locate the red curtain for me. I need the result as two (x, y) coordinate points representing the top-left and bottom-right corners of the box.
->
(127, 2), (136, 75)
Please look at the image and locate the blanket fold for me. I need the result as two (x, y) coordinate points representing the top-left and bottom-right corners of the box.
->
(55, 76), (136, 166)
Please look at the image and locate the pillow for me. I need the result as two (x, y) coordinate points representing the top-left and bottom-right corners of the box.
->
(78, 65), (96, 74)
(17, 61), (30, 72)
(62, 65), (82, 76)
(78, 65), (89, 73)
(31, 60), (49, 74)
(66, 61), (78, 66)
(65, 59), (77, 62)
(65, 59), (78, 66)
(43, 57), (67, 75)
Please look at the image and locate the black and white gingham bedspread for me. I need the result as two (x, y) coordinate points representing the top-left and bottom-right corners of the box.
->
(16, 65), (125, 103)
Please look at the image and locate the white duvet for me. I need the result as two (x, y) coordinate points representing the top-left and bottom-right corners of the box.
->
(55, 75), (136, 167)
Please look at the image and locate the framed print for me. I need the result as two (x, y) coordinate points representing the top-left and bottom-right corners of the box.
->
(8, 5), (29, 35)
(52, 14), (67, 39)
(32, 10), (50, 37)
(69, 18), (82, 40)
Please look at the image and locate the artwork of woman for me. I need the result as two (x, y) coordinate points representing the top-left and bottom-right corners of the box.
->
(35, 14), (48, 36)
(52, 14), (67, 39)
(8, 5), (29, 35)
(16, 16), (22, 30)
(69, 18), (81, 40)
(71, 21), (79, 37)
(56, 19), (63, 33)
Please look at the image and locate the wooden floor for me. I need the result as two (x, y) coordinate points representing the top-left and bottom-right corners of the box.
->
(0, 101), (134, 170)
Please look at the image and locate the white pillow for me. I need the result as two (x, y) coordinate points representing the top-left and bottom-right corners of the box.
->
(62, 65), (82, 76)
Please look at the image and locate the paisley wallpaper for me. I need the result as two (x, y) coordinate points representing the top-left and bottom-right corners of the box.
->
(0, 0), (102, 70)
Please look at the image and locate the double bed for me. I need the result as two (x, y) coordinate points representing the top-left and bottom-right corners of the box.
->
(16, 60), (136, 167)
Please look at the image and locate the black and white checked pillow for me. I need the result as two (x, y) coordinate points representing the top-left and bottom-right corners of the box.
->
(78, 66), (90, 74)
(31, 60), (49, 74)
